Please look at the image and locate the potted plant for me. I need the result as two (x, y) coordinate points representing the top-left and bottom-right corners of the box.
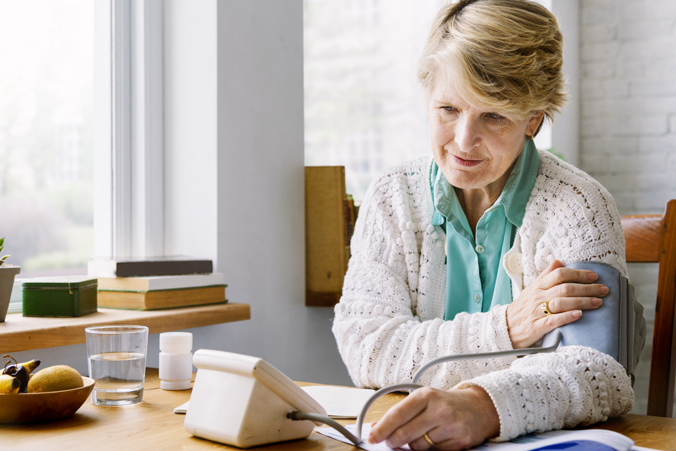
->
(0, 237), (21, 322)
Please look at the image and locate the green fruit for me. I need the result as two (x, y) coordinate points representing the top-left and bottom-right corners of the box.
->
(27, 365), (83, 393)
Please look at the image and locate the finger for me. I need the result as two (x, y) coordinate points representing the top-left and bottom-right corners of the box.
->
(538, 265), (599, 290)
(425, 436), (474, 451)
(551, 283), (609, 300)
(385, 415), (439, 450)
(534, 259), (564, 286)
(369, 393), (428, 444)
(539, 309), (582, 333)
(547, 296), (603, 314)
(408, 426), (478, 451)
(408, 429), (439, 451)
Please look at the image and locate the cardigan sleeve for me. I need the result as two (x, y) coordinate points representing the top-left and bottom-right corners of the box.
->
(456, 346), (634, 441)
(332, 174), (515, 389)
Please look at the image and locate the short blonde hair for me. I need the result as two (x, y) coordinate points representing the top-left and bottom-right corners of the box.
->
(418, 0), (568, 125)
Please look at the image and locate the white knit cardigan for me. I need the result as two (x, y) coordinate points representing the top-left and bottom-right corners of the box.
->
(332, 150), (634, 441)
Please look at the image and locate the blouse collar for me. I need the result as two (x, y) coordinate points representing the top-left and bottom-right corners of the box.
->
(430, 139), (541, 229)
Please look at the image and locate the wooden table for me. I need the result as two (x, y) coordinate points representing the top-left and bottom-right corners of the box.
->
(0, 303), (250, 353)
(3, 369), (676, 450)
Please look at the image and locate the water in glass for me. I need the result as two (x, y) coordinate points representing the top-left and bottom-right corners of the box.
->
(89, 351), (146, 406)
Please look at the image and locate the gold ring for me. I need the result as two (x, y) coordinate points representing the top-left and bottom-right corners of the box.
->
(423, 432), (435, 447)
(541, 300), (552, 316)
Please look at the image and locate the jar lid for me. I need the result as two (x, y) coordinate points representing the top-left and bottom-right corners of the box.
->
(160, 332), (192, 353)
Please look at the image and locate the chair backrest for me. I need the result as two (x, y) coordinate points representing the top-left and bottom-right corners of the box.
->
(621, 199), (676, 417)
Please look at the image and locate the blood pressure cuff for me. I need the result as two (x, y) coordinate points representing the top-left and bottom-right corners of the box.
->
(544, 261), (647, 381)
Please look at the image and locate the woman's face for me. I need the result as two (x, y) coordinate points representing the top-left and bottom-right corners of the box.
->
(428, 78), (543, 195)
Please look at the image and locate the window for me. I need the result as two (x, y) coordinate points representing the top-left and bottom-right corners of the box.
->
(304, 0), (556, 200)
(304, 0), (439, 200)
(1, 0), (166, 313)
(0, 0), (94, 279)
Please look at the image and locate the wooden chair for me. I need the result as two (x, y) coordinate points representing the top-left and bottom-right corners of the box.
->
(621, 199), (676, 417)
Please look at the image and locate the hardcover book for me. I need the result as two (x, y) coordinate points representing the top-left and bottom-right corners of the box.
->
(88, 256), (213, 278)
(97, 285), (226, 311)
(97, 273), (226, 292)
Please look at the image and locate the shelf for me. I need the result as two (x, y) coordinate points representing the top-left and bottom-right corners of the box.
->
(0, 303), (250, 353)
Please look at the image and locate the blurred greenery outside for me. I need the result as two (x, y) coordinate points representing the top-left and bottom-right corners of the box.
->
(0, 0), (94, 279)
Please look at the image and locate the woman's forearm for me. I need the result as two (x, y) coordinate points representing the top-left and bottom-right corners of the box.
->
(455, 345), (634, 442)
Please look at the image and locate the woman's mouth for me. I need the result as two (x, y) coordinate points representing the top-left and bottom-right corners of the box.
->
(452, 155), (484, 167)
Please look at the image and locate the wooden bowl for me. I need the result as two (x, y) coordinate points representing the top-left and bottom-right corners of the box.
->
(0, 376), (95, 423)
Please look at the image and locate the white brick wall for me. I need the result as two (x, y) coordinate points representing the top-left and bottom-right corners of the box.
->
(580, 0), (676, 415)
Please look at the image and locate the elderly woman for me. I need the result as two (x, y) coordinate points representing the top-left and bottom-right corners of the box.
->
(332, 0), (637, 449)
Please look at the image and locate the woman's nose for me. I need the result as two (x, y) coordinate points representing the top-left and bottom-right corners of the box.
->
(455, 117), (480, 152)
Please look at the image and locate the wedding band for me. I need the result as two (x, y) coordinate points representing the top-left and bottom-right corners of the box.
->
(541, 300), (552, 316)
(423, 432), (435, 447)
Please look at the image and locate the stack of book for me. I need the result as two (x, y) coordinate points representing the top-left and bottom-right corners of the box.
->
(87, 257), (226, 311)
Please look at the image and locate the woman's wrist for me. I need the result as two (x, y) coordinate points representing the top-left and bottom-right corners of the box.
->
(465, 386), (501, 440)
(505, 303), (526, 349)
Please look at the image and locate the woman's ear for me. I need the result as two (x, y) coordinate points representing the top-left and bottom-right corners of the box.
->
(529, 112), (546, 138)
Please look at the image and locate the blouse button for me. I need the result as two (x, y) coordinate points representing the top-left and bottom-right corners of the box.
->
(474, 293), (481, 303)
(507, 253), (524, 274)
(475, 245), (485, 254)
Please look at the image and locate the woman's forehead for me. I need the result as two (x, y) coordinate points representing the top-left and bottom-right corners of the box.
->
(429, 77), (491, 112)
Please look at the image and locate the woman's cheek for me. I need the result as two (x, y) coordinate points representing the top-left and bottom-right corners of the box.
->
(430, 120), (454, 149)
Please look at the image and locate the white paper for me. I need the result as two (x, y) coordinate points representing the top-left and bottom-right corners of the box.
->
(471, 429), (633, 450)
(173, 401), (189, 414)
(301, 385), (376, 418)
(316, 423), (640, 451)
(316, 423), (410, 450)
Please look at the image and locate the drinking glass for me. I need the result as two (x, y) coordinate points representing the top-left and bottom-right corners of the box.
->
(85, 325), (149, 406)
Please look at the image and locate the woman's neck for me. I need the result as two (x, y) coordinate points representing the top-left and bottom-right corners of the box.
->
(454, 187), (498, 236)
(454, 162), (513, 235)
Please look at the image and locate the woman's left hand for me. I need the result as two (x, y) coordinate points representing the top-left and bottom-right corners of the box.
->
(368, 386), (500, 450)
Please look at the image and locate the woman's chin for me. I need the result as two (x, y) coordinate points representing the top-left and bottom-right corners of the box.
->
(442, 171), (489, 190)
(450, 180), (486, 191)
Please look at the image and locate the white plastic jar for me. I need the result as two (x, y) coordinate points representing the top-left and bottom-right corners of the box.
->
(159, 332), (193, 390)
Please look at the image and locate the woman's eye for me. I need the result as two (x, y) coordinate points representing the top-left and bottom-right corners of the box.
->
(486, 112), (506, 122)
(441, 106), (457, 113)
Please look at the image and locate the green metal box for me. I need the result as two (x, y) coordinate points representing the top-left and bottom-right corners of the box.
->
(22, 276), (98, 317)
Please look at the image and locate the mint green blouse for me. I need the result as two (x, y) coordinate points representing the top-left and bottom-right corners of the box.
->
(430, 139), (540, 320)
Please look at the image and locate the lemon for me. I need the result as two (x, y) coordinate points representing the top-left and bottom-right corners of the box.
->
(27, 365), (83, 393)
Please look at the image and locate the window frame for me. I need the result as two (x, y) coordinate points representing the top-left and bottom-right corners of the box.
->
(94, 0), (165, 260)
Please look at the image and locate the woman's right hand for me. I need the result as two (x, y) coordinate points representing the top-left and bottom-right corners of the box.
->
(506, 259), (608, 349)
